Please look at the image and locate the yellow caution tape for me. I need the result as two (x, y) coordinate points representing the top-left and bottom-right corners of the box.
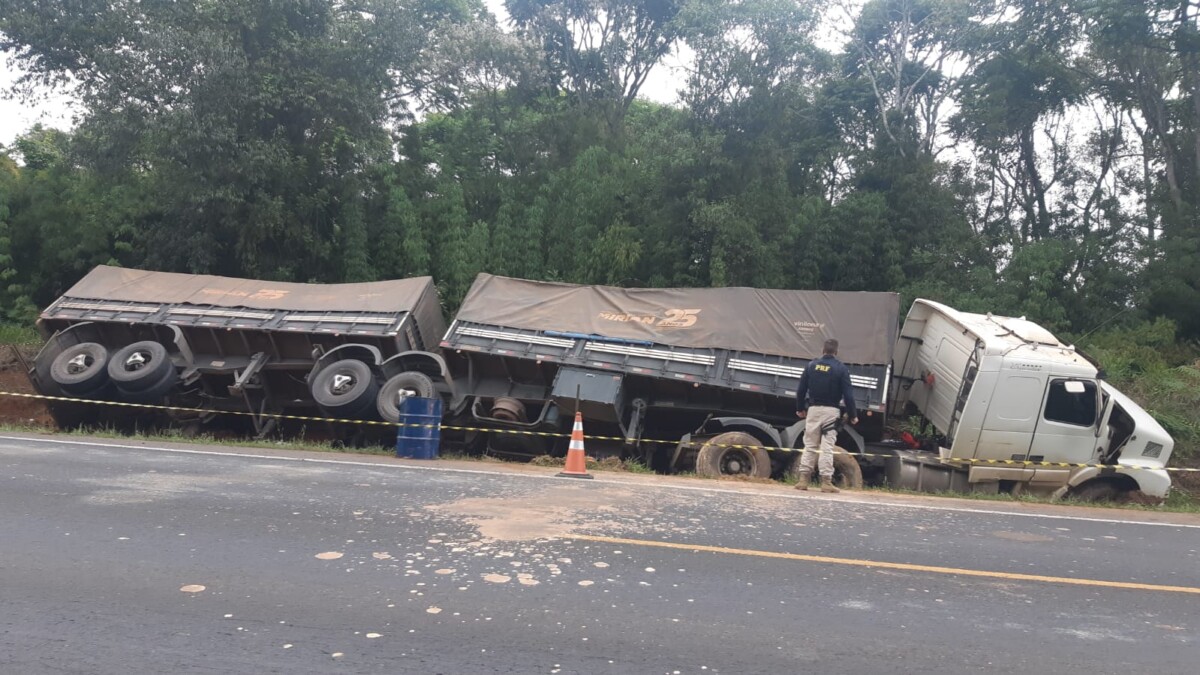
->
(0, 390), (1195, 473)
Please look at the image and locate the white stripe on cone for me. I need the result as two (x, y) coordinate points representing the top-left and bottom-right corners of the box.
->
(570, 414), (585, 449)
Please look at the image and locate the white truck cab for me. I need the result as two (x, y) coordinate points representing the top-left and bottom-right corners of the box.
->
(890, 300), (1174, 499)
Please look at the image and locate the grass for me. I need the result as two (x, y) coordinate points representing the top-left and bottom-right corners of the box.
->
(1154, 489), (1200, 514)
(530, 453), (656, 474)
(623, 459), (655, 474)
(0, 324), (39, 345)
(1082, 319), (1200, 464)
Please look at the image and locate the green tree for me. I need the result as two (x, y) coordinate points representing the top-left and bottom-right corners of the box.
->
(690, 201), (763, 288)
(844, 0), (981, 158)
(425, 181), (477, 303)
(1, 0), (476, 282)
(0, 151), (26, 321)
(585, 218), (643, 284)
(337, 181), (374, 282)
(1075, 0), (1200, 336)
(372, 183), (428, 279)
(5, 127), (137, 309)
(506, 0), (684, 135)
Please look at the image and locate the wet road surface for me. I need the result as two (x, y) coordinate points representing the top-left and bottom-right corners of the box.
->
(1, 433), (1198, 674)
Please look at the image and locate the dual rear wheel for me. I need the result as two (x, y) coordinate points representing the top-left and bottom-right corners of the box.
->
(311, 361), (439, 422)
(49, 343), (110, 394)
(49, 340), (178, 400)
(107, 341), (177, 400)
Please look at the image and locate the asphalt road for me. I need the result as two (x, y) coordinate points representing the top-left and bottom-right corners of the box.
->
(1, 433), (1198, 674)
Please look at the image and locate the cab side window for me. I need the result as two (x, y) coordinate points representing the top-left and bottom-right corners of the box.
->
(1043, 379), (1097, 426)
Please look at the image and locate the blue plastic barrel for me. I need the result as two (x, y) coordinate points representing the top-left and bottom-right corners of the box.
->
(395, 396), (443, 459)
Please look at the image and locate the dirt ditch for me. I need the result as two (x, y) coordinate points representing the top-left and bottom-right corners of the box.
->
(0, 344), (54, 429)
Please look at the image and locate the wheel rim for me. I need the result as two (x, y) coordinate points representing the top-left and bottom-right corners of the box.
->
(123, 351), (152, 372)
(490, 397), (526, 422)
(720, 448), (755, 475)
(330, 372), (356, 395)
(67, 353), (94, 374)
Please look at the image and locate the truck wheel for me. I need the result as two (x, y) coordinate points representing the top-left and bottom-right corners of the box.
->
(107, 341), (174, 392)
(377, 371), (436, 422)
(312, 359), (379, 419)
(786, 447), (864, 489)
(50, 342), (110, 394)
(1069, 480), (1130, 503)
(490, 397), (527, 422)
(832, 450), (864, 489)
(117, 362), (180, 402)
(696, 432), (771, 479)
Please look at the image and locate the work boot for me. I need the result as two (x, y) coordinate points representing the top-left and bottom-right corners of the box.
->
(820, 477), (840, 493)
(794, 472), (811, 491)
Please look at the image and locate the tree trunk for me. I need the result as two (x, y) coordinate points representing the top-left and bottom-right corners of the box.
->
(1019, 127), (1052, 240)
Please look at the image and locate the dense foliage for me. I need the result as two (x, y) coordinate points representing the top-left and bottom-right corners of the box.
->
(1, 1), (1197, 455)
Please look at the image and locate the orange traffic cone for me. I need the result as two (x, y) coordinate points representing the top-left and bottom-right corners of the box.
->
(557, 411), (594, 479)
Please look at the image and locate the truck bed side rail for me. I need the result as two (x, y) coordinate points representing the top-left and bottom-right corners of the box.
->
(442, 321), (888, 411)
(723, 351), (888, 413)
(43, 297), (411, 338)
(445, 323), (578, 359)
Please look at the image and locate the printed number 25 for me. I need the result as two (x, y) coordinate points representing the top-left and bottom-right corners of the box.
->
(660, 309), (700, 328)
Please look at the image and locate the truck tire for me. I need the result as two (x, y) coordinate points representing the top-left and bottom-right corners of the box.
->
(832, 450), (864, 489)
(107, 341), (174, 392)
(787, 447), (864, 489)
(1069, 480), (1130, 503)
(116, 362), (180, 402)
(377, 371), (436, 422)
(490, 397), (527, 422)
(696, 432), (771, 479)
(50, 342), (110, 394)
(312, 359), (379, 419)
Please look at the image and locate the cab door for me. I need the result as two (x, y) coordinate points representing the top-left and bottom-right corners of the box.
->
(975, 372), (1045, 465)
(1027, 378), (1100, 470)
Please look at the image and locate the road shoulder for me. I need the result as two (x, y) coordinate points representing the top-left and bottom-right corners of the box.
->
(2, 429), (1198, 528)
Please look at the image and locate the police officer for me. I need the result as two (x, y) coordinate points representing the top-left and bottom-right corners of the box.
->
(794, 338), (858, 492)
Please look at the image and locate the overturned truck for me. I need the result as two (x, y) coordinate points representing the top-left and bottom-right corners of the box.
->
(441, 274), (899, 484)
(28, 267), (1174, 500)
(28, 266), (450, 435)
(442, 275), (1176, 499)
(28, 267), (897, 485)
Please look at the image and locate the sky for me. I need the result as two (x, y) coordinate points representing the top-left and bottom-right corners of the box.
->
(1, 55), (77, 146)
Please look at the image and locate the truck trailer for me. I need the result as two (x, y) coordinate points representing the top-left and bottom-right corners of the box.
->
(27, 265), (451, 435)
(440, 274), (899, 485)
(440, 275), (1174, 500)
